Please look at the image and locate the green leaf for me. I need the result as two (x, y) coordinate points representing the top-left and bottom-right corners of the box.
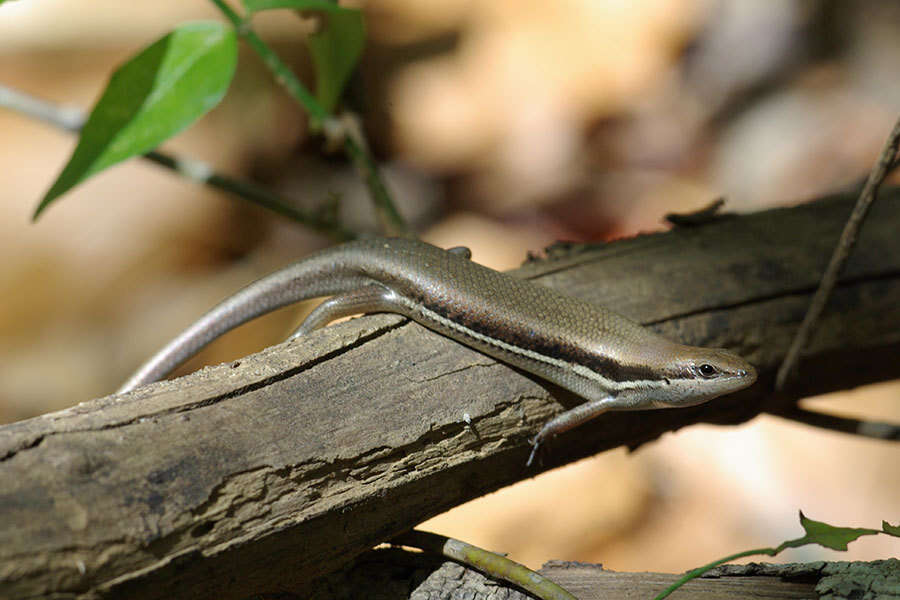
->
(308, 8), (365, 113)
(243, 0), (365, 113)
(243, 0), (348, 13)
(655, 512), (896, 600)
(778, 511), (881, 552)
(34, 22), (237, 219)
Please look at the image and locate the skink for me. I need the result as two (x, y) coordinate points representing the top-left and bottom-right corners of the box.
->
(119, 237), (757, 464)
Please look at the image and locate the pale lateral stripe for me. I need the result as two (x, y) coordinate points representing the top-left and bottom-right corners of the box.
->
(393, 294), (666, 393)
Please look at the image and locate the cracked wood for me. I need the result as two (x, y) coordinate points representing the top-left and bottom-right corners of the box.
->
(1, 190), (899, 599)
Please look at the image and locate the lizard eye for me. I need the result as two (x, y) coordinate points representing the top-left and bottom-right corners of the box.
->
(697, 363), (718, 378)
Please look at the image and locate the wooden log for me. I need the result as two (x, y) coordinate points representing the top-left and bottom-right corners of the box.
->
(298, 548), (895, 599)
(1, 190), (898, 599)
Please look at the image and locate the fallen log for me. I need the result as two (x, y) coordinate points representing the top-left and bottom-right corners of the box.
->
(1, 190), (898, 599)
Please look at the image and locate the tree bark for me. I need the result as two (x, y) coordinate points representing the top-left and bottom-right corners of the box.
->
(297, 549), (899, 599)
(1, 190), (898, 599)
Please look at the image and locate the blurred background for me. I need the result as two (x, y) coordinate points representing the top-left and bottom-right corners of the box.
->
(1, 0), (898, 575)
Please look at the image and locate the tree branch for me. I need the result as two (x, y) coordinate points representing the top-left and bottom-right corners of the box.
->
(1, 190), (899, 599)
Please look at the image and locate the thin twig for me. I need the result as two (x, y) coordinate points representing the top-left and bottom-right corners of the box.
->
(772, 406), (900, 441)
(0, 84), (85, 132)
(0, 83), (354, 240)
(147, 152), (353, 238)
(210, 0), (410, 237)
(775, 116), (900, 390)
(342, 132), (409, 237)
(393, 529), (577, 600)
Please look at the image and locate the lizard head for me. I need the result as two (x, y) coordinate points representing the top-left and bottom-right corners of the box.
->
(650, 345), (757, 408)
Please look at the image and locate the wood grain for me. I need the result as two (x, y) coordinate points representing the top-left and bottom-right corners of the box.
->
(1, 190), (898, 599)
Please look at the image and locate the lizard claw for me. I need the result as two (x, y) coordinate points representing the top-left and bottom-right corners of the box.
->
(526, 436), (542, 467)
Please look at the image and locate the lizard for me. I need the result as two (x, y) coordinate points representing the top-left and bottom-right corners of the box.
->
(118, 237), (757, 465)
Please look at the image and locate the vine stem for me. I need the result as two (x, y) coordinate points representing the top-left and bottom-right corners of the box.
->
(653, 547), (777, 600)
(210, 0), (409, 237)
